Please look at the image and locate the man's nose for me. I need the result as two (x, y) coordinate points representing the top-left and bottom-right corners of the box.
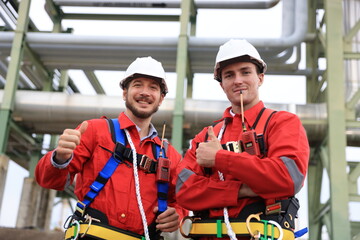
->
(234, 74), (243, 84)
(140, 87), (151, 96)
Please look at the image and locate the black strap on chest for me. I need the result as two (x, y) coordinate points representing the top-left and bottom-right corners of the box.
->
(205, 108), (276, 156)
(107, 119), (167, 174)
(203, 108), (276, 176)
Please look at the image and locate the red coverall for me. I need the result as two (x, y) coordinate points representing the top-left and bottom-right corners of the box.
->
(176, 101), (309, 240)
(35, 112), (186, 235)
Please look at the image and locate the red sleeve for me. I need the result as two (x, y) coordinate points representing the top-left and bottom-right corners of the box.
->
(166, 144), (189, 219)
(35, 121), (94, 191)
(215, 111), (309, 199)
(35, 150), (73, 190)
(176, 129), (242, 211)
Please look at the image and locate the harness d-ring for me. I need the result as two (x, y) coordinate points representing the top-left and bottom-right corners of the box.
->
(81, 214), (101, 238)
(268, 220), (284, 240)
(179, 216), (201, 238)
(246, 212), (263, 238)
(81, 216), (92, 238)
(71, 220), (80, 240)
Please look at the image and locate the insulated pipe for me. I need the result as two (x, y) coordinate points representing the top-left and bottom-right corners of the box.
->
(2, 90), (360, 146)
(0, 60), (34, 89)
(0, 31), (301, 73)
(0, 0), (307, 73)
(190, 0), (307, 48)
(0, 0), (307, 51)
(53, 0), (281, 9)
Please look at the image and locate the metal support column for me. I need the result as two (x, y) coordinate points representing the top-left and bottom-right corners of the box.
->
(308, 146), (325, 239)
(171, 0), (194, 151)
(0, 0), (31, 153)
(16, 177), (56, 230)
(324, 0), (351, 239)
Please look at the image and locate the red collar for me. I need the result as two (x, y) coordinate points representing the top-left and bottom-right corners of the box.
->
(215, 101), (265, 127)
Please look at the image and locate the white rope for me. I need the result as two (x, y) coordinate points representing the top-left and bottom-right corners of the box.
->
(217, 122), (238, 240)
(124, 129), (150, 240)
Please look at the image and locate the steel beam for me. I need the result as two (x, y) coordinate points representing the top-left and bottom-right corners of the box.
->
(324, 0), (351, 239)
(0, 0), (31, 153)
(171, 0), (194, 151)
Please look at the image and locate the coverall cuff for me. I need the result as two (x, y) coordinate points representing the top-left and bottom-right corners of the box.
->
(51, 151), (72, 169)
(214, 149), (232, 174)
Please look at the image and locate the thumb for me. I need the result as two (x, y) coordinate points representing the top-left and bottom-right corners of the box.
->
(78, 121), (88, 134)
(207, 126), (217, 141)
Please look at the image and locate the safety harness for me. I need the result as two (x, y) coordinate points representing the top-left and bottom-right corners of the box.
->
(181, 108), (306, 239)
(64, 118), (169, 240)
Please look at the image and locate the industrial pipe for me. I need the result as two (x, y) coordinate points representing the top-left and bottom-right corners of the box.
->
(2, 90), (360, 146)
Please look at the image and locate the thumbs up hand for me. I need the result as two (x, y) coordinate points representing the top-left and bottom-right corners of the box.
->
(54, 121), (88, 164)
(196, 126), (222, 168)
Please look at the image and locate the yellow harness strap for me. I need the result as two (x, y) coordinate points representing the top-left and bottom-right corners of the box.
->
(180, 217), (294, 240)
(65, 221), (144, 240)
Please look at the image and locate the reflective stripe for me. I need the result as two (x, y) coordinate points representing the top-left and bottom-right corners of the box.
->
(176, 168), (194, 194)
(65, 173), (71, 189)
(181, 219), (294, 240)
(65, 222), (143, 240)
(280, 156), (304, 194)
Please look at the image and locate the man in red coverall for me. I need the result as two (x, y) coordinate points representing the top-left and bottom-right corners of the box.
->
(176, 39), (309, 240)
(35, 56), (186, 240)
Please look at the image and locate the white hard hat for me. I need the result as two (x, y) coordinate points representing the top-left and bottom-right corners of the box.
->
(214, 39), (267, 81)
(120, 56), (168, 95)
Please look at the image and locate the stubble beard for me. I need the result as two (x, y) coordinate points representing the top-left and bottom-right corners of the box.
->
(125, 99), (159, 119)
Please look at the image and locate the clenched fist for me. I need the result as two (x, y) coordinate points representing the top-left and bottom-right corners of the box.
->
(54, 121), (88, 164)
(196, 126), (222, 167)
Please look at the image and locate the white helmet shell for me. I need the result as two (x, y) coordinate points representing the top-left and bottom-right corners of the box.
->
(120, 56), (168, 95)
(214, 39), (267, 81)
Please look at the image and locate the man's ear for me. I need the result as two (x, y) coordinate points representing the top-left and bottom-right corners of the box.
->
(258, 73), (264, 87)
(220, 81), (224, 90)
(158, 93), (165, 106)
(122, 88), (127, 101)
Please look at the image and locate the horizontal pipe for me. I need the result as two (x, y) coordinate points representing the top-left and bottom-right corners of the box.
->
(0, 0), (307, 72)
(52, 0), (281, 9)
(2, 90), (360, 146)
(0, 32), (303, 73)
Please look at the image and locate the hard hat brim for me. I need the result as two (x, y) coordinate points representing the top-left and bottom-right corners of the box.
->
(214, 55), (267, 81)
(120, 73), (168, 95)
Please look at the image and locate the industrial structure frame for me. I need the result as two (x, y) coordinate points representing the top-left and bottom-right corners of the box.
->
(0, 0), (359, 239)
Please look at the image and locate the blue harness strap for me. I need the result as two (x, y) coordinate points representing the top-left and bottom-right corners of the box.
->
(111, 118), (126, 144)
(155, 146), (168, 214)
(75, 119), (126, 217)
(75, 118), (168, 217)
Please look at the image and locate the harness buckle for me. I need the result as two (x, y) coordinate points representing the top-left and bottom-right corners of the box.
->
(226, 141), (241, 153)
(179, 216), (201, 238)
(75, 201), (87, 217)
(139, 155), (152, 172)
(246, 212), (262, 238)
(265, 202), (282, 215)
